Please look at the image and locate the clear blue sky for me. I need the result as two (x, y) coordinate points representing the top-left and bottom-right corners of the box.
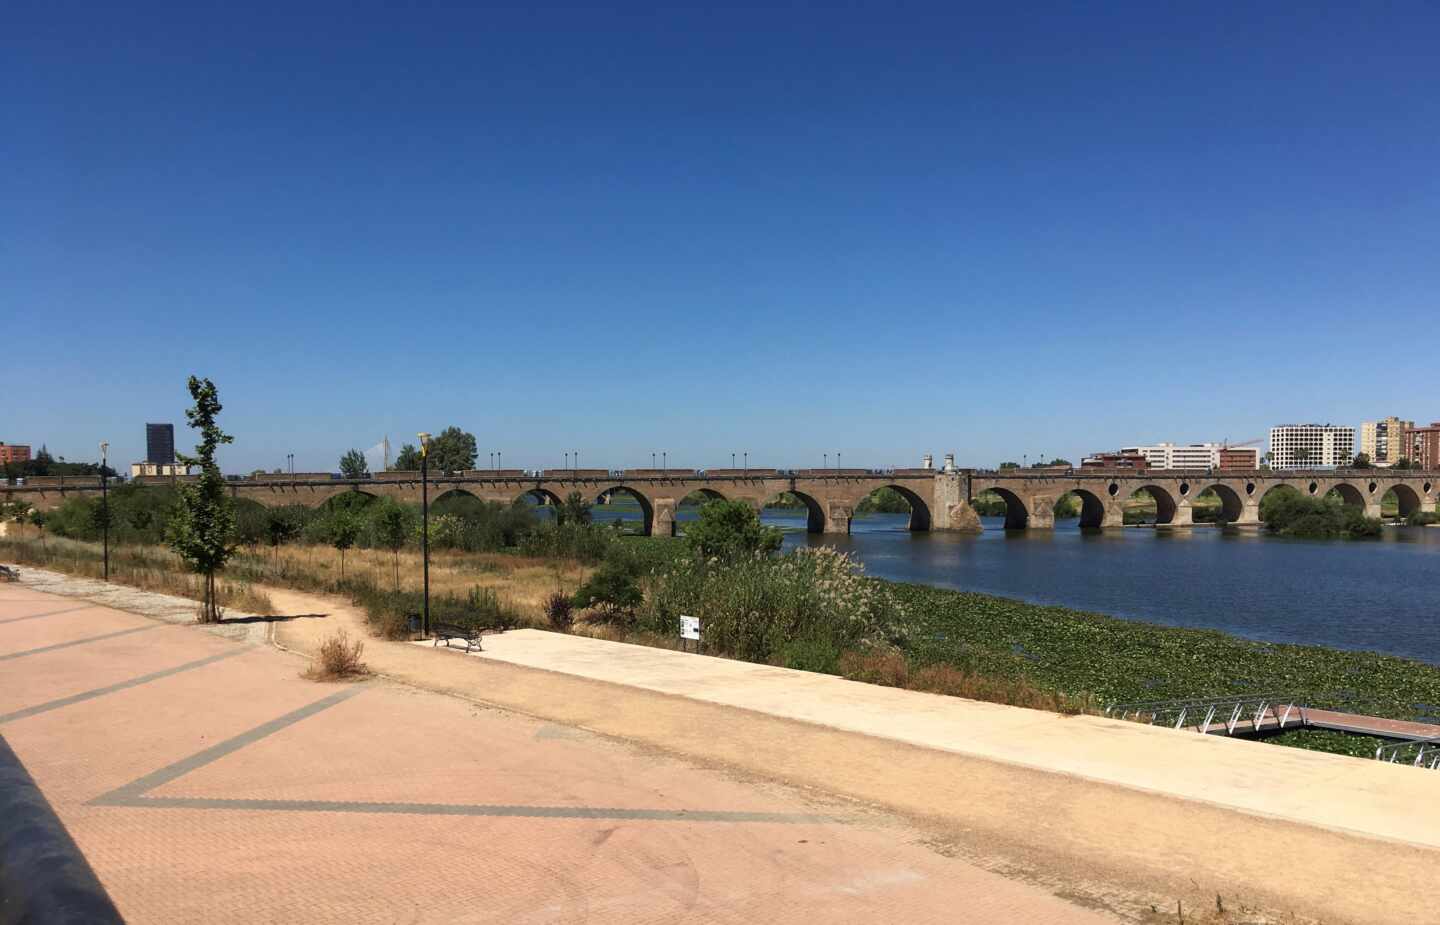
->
(5, 2), (1437, 473)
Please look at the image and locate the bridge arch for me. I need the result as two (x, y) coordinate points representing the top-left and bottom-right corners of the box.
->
(1128, 485), (1178, 525)
(1066, 488), (1107, 529)
(1194, 483), (1245, 523)
(594, 485), (655, 535)
(856, 484), (932, 531)
(317, 489), (378, 512)
(1325, 482), (1365, 508)
(431, 488), (481, 511)
(680, 487), (727, 506)
(1385, 483), (1422, 518)
(761, 490), (826, 534)
(515, 487), (564, 512)
(984, 487), (1030, 530)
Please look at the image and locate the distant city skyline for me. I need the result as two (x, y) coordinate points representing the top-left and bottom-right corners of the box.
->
(5, 3), (1438, 473)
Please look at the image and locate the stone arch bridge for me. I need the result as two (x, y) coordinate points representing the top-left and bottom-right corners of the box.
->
(5, 469), (1436, 534)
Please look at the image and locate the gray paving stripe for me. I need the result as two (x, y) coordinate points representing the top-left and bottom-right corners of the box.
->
(0, 649), (248, 724)
(0, 605), (95, 625)
(90, 685), (839, 825)
(97, 795), (835, 823)
(0, 624), (162, 661)
(95, 686), (366, 803)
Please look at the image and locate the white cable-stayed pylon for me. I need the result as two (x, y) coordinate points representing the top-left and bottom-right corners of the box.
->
(363, 438), (389, 473)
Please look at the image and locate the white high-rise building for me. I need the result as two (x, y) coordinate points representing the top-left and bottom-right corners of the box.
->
(1118, 442), (1225, 470)
(1268, 425), (1355, 469)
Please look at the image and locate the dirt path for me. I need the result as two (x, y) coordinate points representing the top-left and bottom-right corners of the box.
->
(264, 585), (1440, 925)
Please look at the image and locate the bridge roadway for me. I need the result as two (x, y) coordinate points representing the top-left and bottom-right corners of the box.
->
(4, 468), (1437, 535)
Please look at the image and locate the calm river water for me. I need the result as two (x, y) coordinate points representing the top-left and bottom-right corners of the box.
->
(598, 507), (1440, 664)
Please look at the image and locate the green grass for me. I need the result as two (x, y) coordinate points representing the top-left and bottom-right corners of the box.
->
(891, 581), (1440, 755)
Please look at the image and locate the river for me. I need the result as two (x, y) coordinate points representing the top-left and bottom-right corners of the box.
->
(597, 506), (1440, 664)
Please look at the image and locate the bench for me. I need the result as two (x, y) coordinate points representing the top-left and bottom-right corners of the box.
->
(431, 621), (483, 653)
(0, 565), (18, 583)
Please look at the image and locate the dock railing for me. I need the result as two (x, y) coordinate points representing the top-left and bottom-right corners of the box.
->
(1105, 693), (1310, 736)
(1375, 736), (1440, 771)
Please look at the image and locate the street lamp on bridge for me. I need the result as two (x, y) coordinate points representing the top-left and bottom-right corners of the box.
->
(418, 432), (432, 637)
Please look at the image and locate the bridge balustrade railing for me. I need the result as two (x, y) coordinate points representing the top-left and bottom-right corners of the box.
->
(1375, 736), (1440, 771)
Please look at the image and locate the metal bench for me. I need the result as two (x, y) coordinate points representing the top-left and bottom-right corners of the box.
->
(431, 621), (483, 653)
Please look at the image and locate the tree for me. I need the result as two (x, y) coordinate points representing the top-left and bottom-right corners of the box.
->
(572, 558), (643, 617)
(684, 499), (783, 561)
(166, 376), (236, 623)
(328, 511), (362, 581)
(391, 444), (422, 470)
(339, 449), (369, 479)
(429, 426), (478, 473)
(373, 500), (410, 590)
(557, 491), (592, 526)
(1351, 452), (1372, 469)
(998, 461), (1021, 470)
(266, 510), (301, 561)
(28, 509), (46, 548)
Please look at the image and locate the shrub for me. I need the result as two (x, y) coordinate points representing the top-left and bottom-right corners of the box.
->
(303, 629), (369, 681)
(777, 636), (842, 674)
(683, 499), (782, 561)
(641, 546), (907, 664)
(543, 591), (575, 631)
(572, 558), (643, 619)
(1408, 511), (1439, 527)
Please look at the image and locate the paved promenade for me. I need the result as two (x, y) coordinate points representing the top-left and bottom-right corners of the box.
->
(0, 577), (1114, 924)
(447, 629), (1440, 850)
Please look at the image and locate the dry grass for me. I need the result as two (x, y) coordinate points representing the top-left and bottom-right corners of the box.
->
(837, 650), (1092, 714)
(302, 629), (369, 681)
(0, 536), (275, 615)
(245, 545), (589, 626)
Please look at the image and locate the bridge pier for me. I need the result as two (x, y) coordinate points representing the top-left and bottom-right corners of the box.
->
(1169, 503), (1193, 527)
(1027, 496), (1054, 530)
(932, 474), (982, 533)
(1101, 504), (1125, 529)
(824, 502), (852, 535)
(652, 498), (676, 537)
(1364, 501), (1384, 521)
(1235, 502), (1261, 527)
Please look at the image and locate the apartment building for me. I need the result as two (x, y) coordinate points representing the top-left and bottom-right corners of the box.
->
(1405, 422), (1440, 470)
(1360, 416), (1414, 466)
(1117, 442), (1231, 470)
(1268, 424), (1355, 469)
(0, 443), (31, 465)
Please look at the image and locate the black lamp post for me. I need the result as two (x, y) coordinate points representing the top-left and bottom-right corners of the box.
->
(743, 451), (747, 474)
(732, 452), (736, 469)
(99, 441), (109, 581)
(662, 451), (667, 472)
(418, 432), (431, 637)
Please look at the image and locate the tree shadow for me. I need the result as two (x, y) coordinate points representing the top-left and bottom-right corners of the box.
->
(220, 612), (329, 625)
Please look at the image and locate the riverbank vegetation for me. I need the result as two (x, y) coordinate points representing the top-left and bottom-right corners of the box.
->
(1261, 491), (1381, 539)
(5, 492), (1435, 757)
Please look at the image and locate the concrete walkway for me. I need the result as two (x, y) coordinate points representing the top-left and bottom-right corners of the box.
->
(431, 629), (1440, 850)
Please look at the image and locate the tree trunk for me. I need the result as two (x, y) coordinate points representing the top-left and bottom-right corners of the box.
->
(393, 551), (399, 591)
